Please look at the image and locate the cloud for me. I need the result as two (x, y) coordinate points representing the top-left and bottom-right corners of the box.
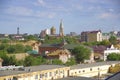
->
(34, 0), (46, 7)
(99, 13), (119, 19)
(35, 11), (56, 19)
(5, 6), (33, 16)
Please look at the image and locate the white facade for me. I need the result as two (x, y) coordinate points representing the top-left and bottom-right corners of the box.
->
(45, 29), (50, 35)
(104, 45), (120, 61)
(97, 31), (102, 42)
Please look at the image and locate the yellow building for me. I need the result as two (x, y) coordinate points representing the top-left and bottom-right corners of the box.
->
(0, 65), (70, 80)
(69, 61), (119, 77)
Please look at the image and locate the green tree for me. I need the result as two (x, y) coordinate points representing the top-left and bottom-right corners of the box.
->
(7, 46), (15, 53)
(15, 44), (24, 53)
(100, 40), (111, 46)
(65, 58), (76, 66)
(0, 44), (5, 50)
(52, 59), (63, 65)
(25, 35), (38, 40)
(8, 56), (17, 65)
(72, 45), (91, 63)
(107, 53), (120, 61)
(1, 39), (9, 43)
(24, 56), (46, 66)
(109, 36), (117, 45)
(24, 45), (32, 52)
(0, 53), (17, 66)
(24, 56), (34, 66)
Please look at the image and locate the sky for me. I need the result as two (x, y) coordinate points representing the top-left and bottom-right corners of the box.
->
(0, 0), (120, 34)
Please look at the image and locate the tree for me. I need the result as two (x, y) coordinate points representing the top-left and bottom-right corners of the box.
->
(109, 36), (117, 45)
(0, 53), (17, 66)
(24, 56), (35, 66)
(65, 58), (76, 66)
(7, 46), (15, 53)
(52, 59), (63, 65)
(0, 44), (5, 50)
(15, 44), (24, 53)
(24, 45), (32, 52)
(99, 40), (111, 46)
(24, 56), (47, 66)
(25, 35), (38, 41)
(72, 45), (91, 63)
(107, 53), (120, 61)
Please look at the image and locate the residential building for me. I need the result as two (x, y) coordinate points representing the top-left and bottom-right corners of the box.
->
(117, 31), (120, 37)
(81, 30), (102, 42)
(92, 45), (107, 60)
(102, 33), (110, 40)
(47, 49), (71, 63)
(104, 45), (120, 61)
(39, 30), (47, 38)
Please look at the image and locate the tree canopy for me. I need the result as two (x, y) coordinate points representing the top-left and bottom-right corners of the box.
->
(107, 53), (120, 61)
(72, 45), (91, 63)
(109, 36), (117, 45)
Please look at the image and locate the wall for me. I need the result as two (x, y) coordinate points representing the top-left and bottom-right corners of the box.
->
(0, 67), (70, 80)
(69, 64), (114, 77)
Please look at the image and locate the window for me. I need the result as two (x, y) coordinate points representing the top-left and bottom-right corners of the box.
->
(75, 72), (77, 74)
(90, 68), (92, 71)
(98, 68), (100, 70)
(40, 74), (42, 78)
(83, 70), (85, 72)
(45, 73), (47, 78)
(49, 72), (52, 76)
(35, 75), (38, 79)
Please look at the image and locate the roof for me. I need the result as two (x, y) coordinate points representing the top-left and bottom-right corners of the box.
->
(71, 61), (120, 69)
(40, 43), (81, 50)
(105, 71), (120, 80)
(62, 44), (80, 49)
(56, 76), (96, 80)
(81, 30), (101, 34)
(92, 45), (107, 54)
(40, 44), (61, 48)
(0, 65), (67, 77)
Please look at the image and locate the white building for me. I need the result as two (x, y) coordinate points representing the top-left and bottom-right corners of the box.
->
(104, 45), (120, 61)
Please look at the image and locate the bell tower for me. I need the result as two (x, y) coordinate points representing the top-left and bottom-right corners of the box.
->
(59, 19), (64, 37)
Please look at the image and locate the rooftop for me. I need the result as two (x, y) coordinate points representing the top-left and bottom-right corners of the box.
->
(71, 61), (120, 69)
(0, 65), (66, 77)
(56, 76), (96, 80)
(105, 71), (120, 80)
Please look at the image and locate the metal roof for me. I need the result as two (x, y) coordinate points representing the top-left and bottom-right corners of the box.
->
(0, 65), (66, 77)
(71, 61), (120, 69)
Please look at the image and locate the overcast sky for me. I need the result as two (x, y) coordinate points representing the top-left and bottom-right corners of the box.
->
(0, 0), (120, 34)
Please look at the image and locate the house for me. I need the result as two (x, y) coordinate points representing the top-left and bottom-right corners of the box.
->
(39, 39), (80, 55)
(47, 49), (71, 63)
(81, 30), (102, 42)
(104, 45), (120, 61)
(92, 45), (107, 60)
